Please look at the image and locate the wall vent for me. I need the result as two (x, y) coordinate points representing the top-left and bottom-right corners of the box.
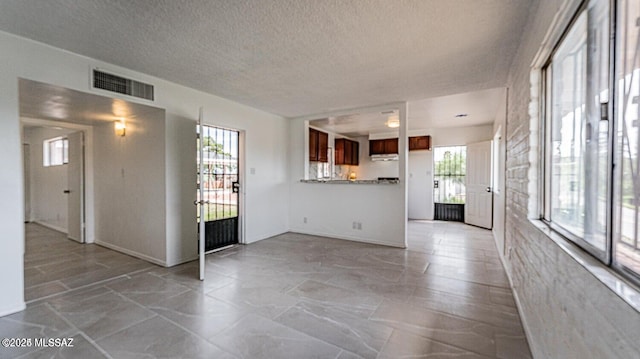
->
(92, 69), (154, 101)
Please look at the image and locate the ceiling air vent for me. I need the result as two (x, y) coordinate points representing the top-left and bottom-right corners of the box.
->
(92, 69), (154, 101)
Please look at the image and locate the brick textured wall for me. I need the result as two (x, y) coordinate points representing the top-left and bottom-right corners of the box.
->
(504, 1), (640, 358)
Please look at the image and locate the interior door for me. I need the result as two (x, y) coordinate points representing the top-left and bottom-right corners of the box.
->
(197, 107), (206, 281)
(23, 144), (30, 223)
(67, 131), (84, 242)
(465, 140), (493, 229)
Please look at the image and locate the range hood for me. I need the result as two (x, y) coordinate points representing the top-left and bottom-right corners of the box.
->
(370, 154), (399, 161)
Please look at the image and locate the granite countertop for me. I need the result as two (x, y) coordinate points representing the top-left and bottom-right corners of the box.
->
(300, 179), (399, 184)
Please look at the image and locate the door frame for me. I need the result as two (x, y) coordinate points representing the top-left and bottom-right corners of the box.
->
(20, 118), (95, 243)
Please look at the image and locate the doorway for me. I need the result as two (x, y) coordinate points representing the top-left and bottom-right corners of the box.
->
(22, 123), (85, 243)
(197, 125), (241, 253)
(433, 145), (467, 222)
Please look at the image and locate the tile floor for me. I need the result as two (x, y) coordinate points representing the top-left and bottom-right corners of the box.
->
(0, 222), (531, 358)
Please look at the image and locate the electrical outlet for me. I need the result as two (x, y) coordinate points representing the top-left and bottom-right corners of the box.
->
(303, 217), (307, 224)
(352, 221), (356, 229)
(357, 222), (362, 230)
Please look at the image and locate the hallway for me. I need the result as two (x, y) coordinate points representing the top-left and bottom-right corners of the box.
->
(1, 222), (530, 358)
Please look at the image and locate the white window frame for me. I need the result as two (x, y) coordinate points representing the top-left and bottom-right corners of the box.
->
(43, 136), (68, 167)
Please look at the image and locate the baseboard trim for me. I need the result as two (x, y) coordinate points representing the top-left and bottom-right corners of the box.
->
(0, 302), (26, 317)
(166, 255), (198, 267)
(492, 235), (536, 358)
(244, 229), (289, 245)
(33, 221), (67, 235)
(94, 240), (167, 267)
(289, 230), (406, 248)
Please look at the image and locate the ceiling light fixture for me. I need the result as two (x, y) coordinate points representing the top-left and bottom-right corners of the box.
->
(386, 115), (400, 128)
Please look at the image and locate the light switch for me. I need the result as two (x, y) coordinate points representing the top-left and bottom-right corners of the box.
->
(250, 168), (256, 175)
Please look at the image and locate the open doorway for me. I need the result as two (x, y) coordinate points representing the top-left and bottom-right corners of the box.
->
(22, 124), (85, 243)
(19, 78), (165, 302)
(433, 145), (467, 222)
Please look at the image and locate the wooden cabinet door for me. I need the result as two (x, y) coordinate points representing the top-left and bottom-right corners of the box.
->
(409, 136), (431, 151)
(384, 138), (399, 154)
(351, 140), (359, 165)
(336, 139), (359, 165)
(317, 130), (329, 162)
(344, 139), (352, 165)
(334, 138), (345, 165)
(369, 139), (385, 155)
(309, 128), (318, 161)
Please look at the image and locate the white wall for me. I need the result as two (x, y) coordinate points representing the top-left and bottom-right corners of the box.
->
(407, 125), (494, 220)
(408, 150), (432, 219)
(93, 110), (168, 265)
(0, 30), (290, 315)
(23, 126), (75, 233)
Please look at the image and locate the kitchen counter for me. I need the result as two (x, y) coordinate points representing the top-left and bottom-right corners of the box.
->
(300, 179), (399, 184)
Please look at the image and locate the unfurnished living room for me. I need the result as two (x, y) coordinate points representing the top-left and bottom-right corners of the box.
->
(0, 1), (639, 358)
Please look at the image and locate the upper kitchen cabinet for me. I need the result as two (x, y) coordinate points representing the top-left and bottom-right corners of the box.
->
(309, 128), (329, 162)
(409, 135), (431, 151)
(335, 138), (359, 165)
(370, 138), (398, 155)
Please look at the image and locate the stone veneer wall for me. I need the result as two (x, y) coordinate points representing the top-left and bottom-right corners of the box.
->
(503, 1), (640, 358)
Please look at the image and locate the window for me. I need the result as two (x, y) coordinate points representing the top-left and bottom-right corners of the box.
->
(614, 0), (640, 278)
(43, 137), (68, 167)
(433, 146), (466, 204)
(543, 0), (640, 283)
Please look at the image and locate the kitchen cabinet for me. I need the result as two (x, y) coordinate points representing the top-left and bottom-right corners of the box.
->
(317, 131), (328, 162)
(384, 138), (398, 154)
(369, 138), (398, 155)
(309, 128), (329, 162)
(409, 135), (431, 151)
(335, 138), (359, 165)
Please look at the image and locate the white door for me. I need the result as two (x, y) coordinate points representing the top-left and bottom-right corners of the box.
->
(197, 107), (206, 281)
(67, 131), (84, 243)
(23, 144), (30, 222)
(465, 140), (493, 229)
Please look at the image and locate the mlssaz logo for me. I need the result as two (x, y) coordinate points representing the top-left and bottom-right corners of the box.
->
(34, 338), (74, 348)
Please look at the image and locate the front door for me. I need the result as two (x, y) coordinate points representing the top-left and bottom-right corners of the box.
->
(197, 123), (240, 254)
(465, 140), (493, 229)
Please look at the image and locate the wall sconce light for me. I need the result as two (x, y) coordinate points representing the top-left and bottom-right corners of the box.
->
(114, 118), (126, 137)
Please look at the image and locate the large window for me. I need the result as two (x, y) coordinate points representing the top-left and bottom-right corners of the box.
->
(43, 137), (68, 167)
(614, 0), (640, 277)
(543, 0), (640, 283)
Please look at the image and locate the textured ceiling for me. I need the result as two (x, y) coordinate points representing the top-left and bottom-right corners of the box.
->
(0, 0), (531, 119)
